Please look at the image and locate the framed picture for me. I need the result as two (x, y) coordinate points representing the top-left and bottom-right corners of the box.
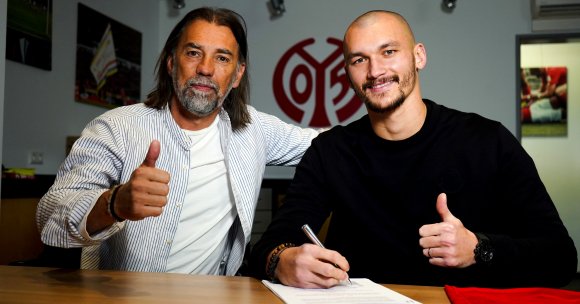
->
(5, 0), (53, 70)
(520, 66), (568, 136)
(516, 32), (579, 138)
(74, 3), (142, 108)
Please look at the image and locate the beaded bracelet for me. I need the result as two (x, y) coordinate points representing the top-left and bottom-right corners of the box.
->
(266, 243), (295, 281)
(107, 184), (125, 222)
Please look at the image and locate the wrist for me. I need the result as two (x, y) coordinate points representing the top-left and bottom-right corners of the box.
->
(474, 233), (494, 266)
(107, 184), (125, 222)
(265, 243), (295, 281)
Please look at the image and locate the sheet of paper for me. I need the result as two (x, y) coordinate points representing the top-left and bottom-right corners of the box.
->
(262, 278), (421, 304)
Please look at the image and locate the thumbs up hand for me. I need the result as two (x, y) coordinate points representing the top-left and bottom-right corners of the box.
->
(142, 139), (161, 168)
(418, 193), (478, 268)
(113, 140), (171, 221)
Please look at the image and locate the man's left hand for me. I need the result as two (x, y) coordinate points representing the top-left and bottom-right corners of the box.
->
(418, 193), (478, 268)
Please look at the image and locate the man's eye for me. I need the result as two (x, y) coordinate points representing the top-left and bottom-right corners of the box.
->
(186, 50), (199, 57)
(217, 56), (230, 63)
(351, 58), (364, 65)
(384, 50), (395, 56)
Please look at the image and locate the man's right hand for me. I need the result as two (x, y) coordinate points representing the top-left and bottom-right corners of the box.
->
(274, 244), (350, 289)
(113, 140), (171, 221)
(87, 140), (171, 234)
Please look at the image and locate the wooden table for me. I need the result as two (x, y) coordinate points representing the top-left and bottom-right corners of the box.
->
(0, 265), (450, 303)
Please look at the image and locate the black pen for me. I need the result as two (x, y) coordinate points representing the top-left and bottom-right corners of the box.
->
(301, 224), (351, 284)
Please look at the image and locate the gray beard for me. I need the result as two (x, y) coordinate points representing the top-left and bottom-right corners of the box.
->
(174, 77), (225, 117)
(172, 63), (235, 117)
(177, 84), (220, 117)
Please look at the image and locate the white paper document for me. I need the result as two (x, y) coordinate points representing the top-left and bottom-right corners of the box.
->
(262, 278), (421, 304)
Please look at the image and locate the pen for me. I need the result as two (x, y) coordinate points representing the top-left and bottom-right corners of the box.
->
(301, 224), (351, 284)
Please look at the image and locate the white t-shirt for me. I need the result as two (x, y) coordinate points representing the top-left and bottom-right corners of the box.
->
(166, 116), (237, 274)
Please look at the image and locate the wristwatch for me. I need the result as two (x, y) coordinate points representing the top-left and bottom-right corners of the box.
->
(474, 233), (494, 265)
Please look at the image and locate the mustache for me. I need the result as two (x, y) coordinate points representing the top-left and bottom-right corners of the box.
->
(363, 75), (399, 90)
(185, 76), (219, 92)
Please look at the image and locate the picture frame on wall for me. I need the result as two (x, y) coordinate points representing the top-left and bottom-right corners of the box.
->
(520, 66), (568, 137)
(74, 3), (142, 108)
(5, 0), (53, 71)
(516, 32), (580, 138)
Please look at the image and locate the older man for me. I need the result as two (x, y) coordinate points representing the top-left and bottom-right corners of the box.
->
(38, 7), (317, 275)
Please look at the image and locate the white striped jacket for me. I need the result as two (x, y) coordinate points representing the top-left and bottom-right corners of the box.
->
(37, 103), (317, 275)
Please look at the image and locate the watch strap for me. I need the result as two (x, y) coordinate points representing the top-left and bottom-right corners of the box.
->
(474, 233), (494, 266)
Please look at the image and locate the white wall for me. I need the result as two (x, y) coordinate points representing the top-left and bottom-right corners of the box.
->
(521, 42), (580, 272)
(2, 0), (578, 272)
(159, 0), (530, 178)
(3, 0), (531, 175)
(2, 0), (159, 174)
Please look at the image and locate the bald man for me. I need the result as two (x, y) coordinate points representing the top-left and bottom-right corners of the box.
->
(249, 10), (577, 288)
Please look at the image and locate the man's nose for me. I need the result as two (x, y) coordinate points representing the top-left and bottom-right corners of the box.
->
(196, 56), (214, 76)
(367, 58), (385, 79)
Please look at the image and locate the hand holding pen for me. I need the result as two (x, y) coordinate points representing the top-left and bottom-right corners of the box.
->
(301, 224), (352, 285)
(270, 224), (351, 288)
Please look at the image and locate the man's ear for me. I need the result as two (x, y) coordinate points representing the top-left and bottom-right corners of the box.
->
(166, 55), (174, 76)
(414, 43), (427, 70)
(232, 63), (246, 88)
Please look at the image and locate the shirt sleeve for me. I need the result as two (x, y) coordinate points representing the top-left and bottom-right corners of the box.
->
(254, 108), (319, 166)
(479, 124), (577, 287)
(249, 133), (333, 279)
(37, 114), (126, 248)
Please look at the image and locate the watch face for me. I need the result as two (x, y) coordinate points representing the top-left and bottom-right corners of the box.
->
(481, 248), (494, 263)
(475, 238), (494, 264)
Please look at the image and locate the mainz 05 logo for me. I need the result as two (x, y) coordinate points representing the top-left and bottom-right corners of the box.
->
(273, 38), (362, 127)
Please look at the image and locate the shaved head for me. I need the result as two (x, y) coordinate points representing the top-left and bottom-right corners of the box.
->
(344, 10), (416, 54)
(341, 10), (426, 115)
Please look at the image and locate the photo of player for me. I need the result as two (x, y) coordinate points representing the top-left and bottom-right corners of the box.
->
(520, 66), (568, 136)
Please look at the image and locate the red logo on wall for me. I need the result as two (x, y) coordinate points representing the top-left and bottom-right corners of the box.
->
(273, 38), (362, 127)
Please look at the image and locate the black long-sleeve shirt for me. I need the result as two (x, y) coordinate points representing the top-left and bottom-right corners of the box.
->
(250, 99), (577, 287)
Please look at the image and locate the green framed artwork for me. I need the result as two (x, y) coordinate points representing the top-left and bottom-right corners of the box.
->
(6, 0), (53, 70)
